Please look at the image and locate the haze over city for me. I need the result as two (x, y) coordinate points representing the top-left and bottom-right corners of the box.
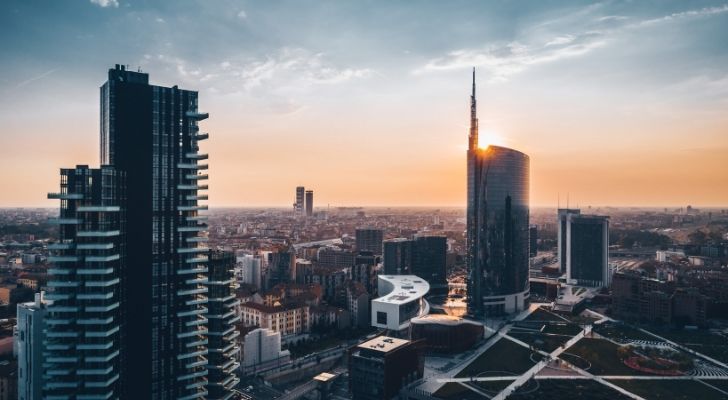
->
(2, 0), (728, 208)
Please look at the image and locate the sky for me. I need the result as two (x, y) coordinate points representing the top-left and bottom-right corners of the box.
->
(1, 0), (728, 208)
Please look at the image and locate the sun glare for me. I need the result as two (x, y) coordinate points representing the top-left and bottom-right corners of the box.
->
(478, 129), (506, 149)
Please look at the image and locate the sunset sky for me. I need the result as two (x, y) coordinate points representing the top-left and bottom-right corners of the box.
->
(1, 0), (727, 208)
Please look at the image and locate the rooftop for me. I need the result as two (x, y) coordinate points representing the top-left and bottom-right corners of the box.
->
(374, 275), (430, 305)
(357, 336), (410, 353)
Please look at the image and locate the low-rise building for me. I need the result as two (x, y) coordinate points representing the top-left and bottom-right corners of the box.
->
(348, 336), (423, 400)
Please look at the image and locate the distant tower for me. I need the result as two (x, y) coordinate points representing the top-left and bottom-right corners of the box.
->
(558, 208), (581, 273)
(305, 190), (313, 217)
(467, 69), (531, 317)
(295, 186), (305, 216)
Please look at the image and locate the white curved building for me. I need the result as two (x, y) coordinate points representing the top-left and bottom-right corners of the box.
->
(371, 275), (430, 331)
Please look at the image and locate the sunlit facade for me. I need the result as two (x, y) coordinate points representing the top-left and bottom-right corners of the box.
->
(467, 70), (531, 317)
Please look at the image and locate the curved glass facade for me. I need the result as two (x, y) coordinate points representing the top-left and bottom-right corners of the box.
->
(467, 145), (530, 316)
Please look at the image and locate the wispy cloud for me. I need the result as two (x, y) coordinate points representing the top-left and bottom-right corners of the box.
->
(16, 69), (57, 88)
(90, 0), (119, 8)
(417, 3), (728, 82)
(237, 10), (247, 19)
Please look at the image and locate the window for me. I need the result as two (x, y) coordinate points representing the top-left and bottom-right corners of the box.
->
(376, 311), (387, 325)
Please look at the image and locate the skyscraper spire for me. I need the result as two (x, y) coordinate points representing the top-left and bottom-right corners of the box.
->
(469, 67), (479, 150)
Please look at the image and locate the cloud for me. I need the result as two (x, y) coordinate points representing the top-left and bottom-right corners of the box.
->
(234, 48), (372, 90)
(90, 0), (119, 8)
(156, 17), (165, 23)
(417, 3), (728, 82)
(640, 4), (728, 26)
(16, 69), (58, 88)
(237, 10), (247, 19)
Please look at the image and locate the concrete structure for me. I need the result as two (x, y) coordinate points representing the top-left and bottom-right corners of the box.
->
(565, 214), (610, 287)
(466, 70), (530, 317)
(557, 208), (581, 273)
(238, 254), (262, 289)
(242, 328), (291, 376)
(371, 275), (429, 331)
(17, 292), (47, 400)
(409, 314), (483, 353)
(348, 336), (424, 400)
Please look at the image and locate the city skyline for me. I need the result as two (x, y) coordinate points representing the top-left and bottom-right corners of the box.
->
(2, 1), (728, 208)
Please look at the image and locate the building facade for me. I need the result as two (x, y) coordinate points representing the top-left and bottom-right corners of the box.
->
(557, 208), (581, 273)
(294, 186), (305, 216)
(305, 190), (313, 217)
(371, 275), (429, 332)
(349, 336), (424, 400)
(565, 214), (610, 287)
(101, 65), (211, 399)
(355, 228), (384, 255)
(206, 251), (241, 400)
(44, 165), (126, 398)
(240, 302), (311, 337)
(17, 293), (47, 400)
(466, 70), (530, 317)
(383, 236), (447, 292)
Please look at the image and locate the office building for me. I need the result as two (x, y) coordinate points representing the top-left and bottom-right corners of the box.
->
(17, 293), (47, 400)
(206, 251), (241, 400)
(266, 247), (295, 288)
(466, 70), (530, 316)
(242, 328), (290, 375)
(305, 190), (313, 217)
(371, 275), (429, 332)
(239, 254), (262, 289)
(558, 208), (581, 273)
(294, 186), (305, 216)
(348, 336), (424, 400)
(565, 214), (610, 287)
(44, 165), (125, 398)
(383, 236), (447, 292)
(355, 228), (384, 255)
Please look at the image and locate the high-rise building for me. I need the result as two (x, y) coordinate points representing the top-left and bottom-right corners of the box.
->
(100, 64), (211, 398)
(305, 190), (313, 217)
(17, 292), (47, 400)
(266, 248), (295, 288)
(466, 69), (530, 317)
(565, 214), (610, 287)
(529, 225), (538, 257)
(355, 228), (384, 255)
(382, 236), (447, 291)
(206, 251), (241, 400)
(294, 186), (305, 216)
(45, 165), (126, 398)
(348, 336), (424, 400)
(557, 208), (581, 273)
(239, 254), (263, 289)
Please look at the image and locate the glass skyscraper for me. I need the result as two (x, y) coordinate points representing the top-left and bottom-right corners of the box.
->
(466, 70), (531, 317)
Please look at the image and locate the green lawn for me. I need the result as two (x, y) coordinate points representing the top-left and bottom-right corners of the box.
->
(565, 338), (654, 375)
(508, 331), (569, 353)
(514, 379), (634, 400)
(650, 329), (728, 364)
(433, 382), (488, 400)
(609, 379), (728, 399)
(594, 322), (657, 342)
(523, 307), (568, 322)
(455, 338), (540, 377)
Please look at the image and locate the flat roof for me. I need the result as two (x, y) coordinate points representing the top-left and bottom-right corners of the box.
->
(357, 336), (410, 353)
(374, 275), (430, 305)
(313, 372), (338, 382)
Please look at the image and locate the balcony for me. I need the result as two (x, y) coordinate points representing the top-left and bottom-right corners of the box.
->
(186, 111), (209, 120)
(76, 206), (121, 212)
(185, 153), (208, 160)
(186, 174), (208, 180)
(178, 205), (208, 211)
(177, 225), (207, 232)
(177, 246), (209, 253)
(48, 218), (81, 225)
(177, 163), (208, 170)
(77, 230), (120, 237)
(194, 133), (209, 141)
(186, 194), (208, 200)
(48, 193), (83, 200)
(178, 267), (208, 275)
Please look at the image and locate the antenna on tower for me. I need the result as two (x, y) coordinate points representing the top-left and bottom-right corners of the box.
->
(468, 67), (478, 150)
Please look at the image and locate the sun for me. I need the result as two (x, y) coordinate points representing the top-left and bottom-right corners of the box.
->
(478, 129), (506, 149)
